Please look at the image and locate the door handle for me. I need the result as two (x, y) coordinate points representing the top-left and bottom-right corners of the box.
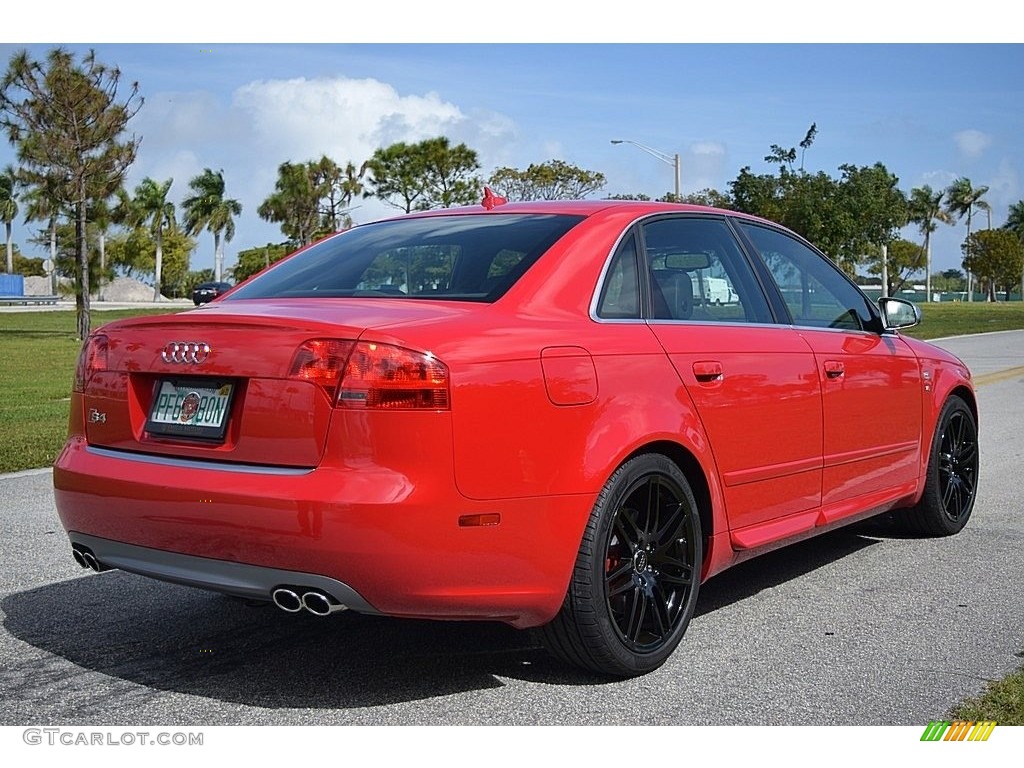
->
(693, 361), (724, 382)
(824, 361), (845, 379)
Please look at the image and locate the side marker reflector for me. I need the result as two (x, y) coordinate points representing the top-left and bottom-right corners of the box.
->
(459, 514), (501, 527)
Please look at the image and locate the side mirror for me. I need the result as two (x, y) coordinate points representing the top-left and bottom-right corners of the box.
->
(879, 297), (921, 330)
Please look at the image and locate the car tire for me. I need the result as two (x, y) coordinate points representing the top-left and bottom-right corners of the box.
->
(899, 395), (979, 536)
(540, 453), (702, 677)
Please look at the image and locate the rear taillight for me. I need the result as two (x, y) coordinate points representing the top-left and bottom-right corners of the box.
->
(73, 334), (108, 393)
(340, 342), (449, 410)
(288, 340), (355, 392)
(289, 340), (450, 410)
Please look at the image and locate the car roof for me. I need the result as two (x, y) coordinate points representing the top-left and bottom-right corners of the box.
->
(377, 199), (759, 222)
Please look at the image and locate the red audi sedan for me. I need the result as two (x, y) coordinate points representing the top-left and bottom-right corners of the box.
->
(54, 199), (978, 677)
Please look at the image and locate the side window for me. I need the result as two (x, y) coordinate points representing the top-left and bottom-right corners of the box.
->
(596, 232), (641, 319)
(739, 223), (877, 331)
(641, 217), (772, 323)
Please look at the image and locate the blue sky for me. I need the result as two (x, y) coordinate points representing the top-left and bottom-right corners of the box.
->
(2, 35), (1022, 277)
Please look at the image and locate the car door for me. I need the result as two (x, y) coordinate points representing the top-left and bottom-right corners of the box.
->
(639, 216), (825, 547)
(736, 222), (923, 518)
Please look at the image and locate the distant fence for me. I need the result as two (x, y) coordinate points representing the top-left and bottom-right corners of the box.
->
(860, 287), (1023, 303)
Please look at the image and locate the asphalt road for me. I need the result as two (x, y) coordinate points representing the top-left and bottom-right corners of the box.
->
(1, 330), (1022, 726)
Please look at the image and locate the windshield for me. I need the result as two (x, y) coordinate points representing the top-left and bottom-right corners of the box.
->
(227, 213), (584, 303)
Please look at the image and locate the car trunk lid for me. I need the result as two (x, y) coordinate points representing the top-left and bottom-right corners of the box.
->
(81, 299), (472, 467)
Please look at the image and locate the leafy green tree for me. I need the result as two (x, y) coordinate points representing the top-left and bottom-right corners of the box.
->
(313, 156), (363, 232)
(799, 122), (817, 171)
(363, 141), (424, 213)
(730, 128), (906, 282)
(419, 137), (481, 208)
(931, 268), (966, 293)
(182, 168), (242, 283)
(0, 164), (18, 273)
(1004, 200), (1024, 240)
(962, 229), (1024, 302)
(606, 190), (732, 206)
(763, 122), (816, 174)
(1002, 200), (1024, 299)
(605, 193), (652, 201)
(781, 170), (852, 269)
(1, 48), (142, 338)
(908, 185), (954, 301)
(124, 177), (175, 300)
(260, 157), (365, 246)
(764, 144), (797, 172)
(232, 241), (291, 283)
(676, 188), (732, 208)
(13, 251), (45, 276)
(729, 166), (788, 223)
(364, 137), (481, 212)
(258, 162), (321, 247)
(838, 163), (907, 294)
(106, 227), (195, 297)
(730, 166), (856, 272)
(865, 239), (923, 295)
(488, 160), (606, 201)
(945, 177), (991, 302)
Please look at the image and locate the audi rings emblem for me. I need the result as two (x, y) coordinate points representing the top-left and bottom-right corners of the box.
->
(162, 341), (211, 364)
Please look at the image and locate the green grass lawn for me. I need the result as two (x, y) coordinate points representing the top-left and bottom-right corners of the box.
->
(952, 657), (1024, 725)
(0, 309), (180, 474)
(903, 300), (1024, 340)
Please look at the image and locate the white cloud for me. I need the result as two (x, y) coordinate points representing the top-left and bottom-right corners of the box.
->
(231, 76), (513, 170)
(127, 149), (202, 198)
(690, 142), (726, 157)
(685, 141), (728, 192)
(987, 158), (1020, 222)
(919, 170), (958, 189)
(953, 129), (992, 158)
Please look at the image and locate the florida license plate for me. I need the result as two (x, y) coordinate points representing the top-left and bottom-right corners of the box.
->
(146, 379), (235, 441)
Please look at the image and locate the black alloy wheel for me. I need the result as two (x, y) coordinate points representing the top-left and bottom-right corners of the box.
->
(901, 395), (979, 536)
(540, 453), (702, 677)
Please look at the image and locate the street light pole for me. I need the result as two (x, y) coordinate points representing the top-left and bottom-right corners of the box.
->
(611, 139), (681, 199)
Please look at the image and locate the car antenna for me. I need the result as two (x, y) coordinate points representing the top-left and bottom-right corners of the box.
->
(481, 187), (508, 210)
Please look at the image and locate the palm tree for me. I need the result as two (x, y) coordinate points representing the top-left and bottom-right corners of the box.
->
(338, 161), (365, 229)
(0, 166), (18, 273)
(908, 186), (954, 302)
(182, 169), (242, 283)
(1004, 200), (1024, 299)
(127, 177), (175, 301)
(22, 174), (62, 294)
(945, 178), (991, 301)
(316, 158), (365, 232)
(89, 194), (120, 301)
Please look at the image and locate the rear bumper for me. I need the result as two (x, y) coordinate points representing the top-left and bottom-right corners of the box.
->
(54, 438), (593, 628)
(69, 531), (379, 612)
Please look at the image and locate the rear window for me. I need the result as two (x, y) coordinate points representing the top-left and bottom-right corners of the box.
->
(227, 213), (584, 302)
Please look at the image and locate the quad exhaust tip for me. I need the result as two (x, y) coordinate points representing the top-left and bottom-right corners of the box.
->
(271, 588), (303, 613)
(272, 586), (346, 616)
(71, 546), (103, 572)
